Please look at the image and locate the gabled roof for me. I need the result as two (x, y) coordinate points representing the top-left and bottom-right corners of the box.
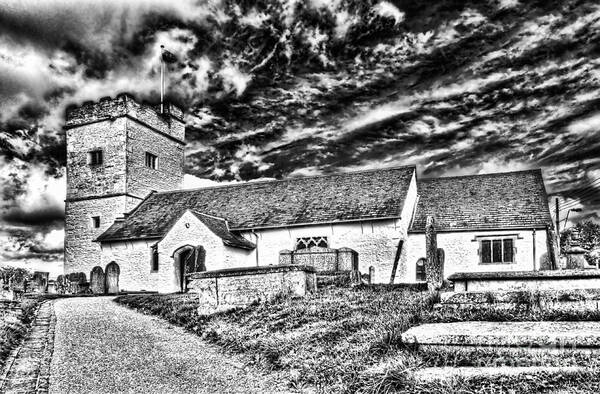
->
(96, 166), (416, 243)
(409, 169), (552, 233)
(188, 211), (256, 250)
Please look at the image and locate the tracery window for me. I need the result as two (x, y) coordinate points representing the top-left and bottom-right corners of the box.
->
(295, 236), (328, 250)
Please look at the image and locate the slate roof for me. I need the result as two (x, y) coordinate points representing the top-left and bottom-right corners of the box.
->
(188, 211), (256, 250)
(96, 166), (416, 242)
(409, 169), (552, 233)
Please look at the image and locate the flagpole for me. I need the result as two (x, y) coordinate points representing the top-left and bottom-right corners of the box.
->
(160, 45), (165, 114)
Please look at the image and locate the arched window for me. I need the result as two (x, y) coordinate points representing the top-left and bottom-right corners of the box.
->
(416, 258), (426, 281)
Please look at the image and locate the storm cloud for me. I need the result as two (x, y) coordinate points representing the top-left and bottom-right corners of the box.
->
(1, 0), (599, 271)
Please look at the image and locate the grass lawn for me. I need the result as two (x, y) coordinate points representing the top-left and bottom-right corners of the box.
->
(0, 297), (40, 371)
(115, 287), (600, 393)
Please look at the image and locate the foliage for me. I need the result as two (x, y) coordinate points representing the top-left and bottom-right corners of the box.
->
(0, 297), (41, 371)
(0, 267), (32, 291)
(561, 220), (600, 264)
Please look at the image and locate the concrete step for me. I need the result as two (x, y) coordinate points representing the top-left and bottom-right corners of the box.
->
(412, 366), (591, 382)
(402, 321), (600, 350)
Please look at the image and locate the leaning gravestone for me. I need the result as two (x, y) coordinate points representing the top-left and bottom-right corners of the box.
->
(90, 266), (105, 294)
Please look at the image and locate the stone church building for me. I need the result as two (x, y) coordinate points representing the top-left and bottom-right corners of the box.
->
(64, 94), (555, 293)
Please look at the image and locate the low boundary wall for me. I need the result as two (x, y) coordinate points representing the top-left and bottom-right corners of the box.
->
(187, 265), (317, 314)
(449, 269), (600, 292)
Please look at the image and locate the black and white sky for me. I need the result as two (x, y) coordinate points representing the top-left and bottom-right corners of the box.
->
(1, 0), (599, 274)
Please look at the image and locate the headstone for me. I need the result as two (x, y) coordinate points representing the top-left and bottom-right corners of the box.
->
(32, 271), (49, 293)
(90, 266), (105, 294)
(368, 266), (375, 284)
(105, 262), (120, 294)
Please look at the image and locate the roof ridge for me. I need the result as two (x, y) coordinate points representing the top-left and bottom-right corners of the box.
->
(188, 209), (227, 222)
(155, 165), (416, 195)
(419, 168), (542, 182)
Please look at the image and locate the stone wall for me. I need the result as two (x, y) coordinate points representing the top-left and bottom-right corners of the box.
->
(279, 246), (358, 272)
(65, 195), (133, 275)
(66, 94), (184, 141)
(187, 265), (316, 314)
(65, 94), (185, 279)
(66, 117), (128, 199)
(404, 228), (550, 283)
(126, 120), (184, 197)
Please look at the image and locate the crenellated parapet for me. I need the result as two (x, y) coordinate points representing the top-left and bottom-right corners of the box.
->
(64, 93), (185, 143)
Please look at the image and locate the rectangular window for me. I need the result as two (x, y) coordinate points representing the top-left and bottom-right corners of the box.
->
(151, 246), (159, 272)
(481, 240), (491, 264)
(89, 150), (103, 166)
(503, 239), (514, 262)
(479, 237), (515, 264)
(295, 236), (328, 250)
(145, 152), (158, 169)
(91, 216), (100, 228)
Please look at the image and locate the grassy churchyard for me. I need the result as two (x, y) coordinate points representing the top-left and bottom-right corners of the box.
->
(115, 286), (600, 394)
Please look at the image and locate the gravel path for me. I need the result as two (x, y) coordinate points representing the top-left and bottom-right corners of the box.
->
(49, 297), (290, 394)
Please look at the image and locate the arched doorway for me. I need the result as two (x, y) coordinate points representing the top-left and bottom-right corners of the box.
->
(172, 245), (206, 292)
(105, 262), (120, 294)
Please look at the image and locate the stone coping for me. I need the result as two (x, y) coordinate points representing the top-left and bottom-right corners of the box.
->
(401, 321), (600, 348)
(449, 269), (600, 281)
(187, 264), (316, 279)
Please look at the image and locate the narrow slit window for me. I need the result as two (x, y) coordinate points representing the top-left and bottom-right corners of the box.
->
(481, 240), (491, 264)
(503, 239), (514, 263)
(89, 150), (103, 166)
(151, 246), (159, 272)
(145, 152), (158, 169)
(91, 216), (100, 228)
(416, 258), (426, 281)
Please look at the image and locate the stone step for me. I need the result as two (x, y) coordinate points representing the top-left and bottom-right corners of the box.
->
(412, 366), (591, 382)
(402, 321), (600, 350)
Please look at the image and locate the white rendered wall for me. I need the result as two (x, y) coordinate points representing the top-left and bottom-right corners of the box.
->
(403, 228), (550, 283)
(100, 211), (254, 292)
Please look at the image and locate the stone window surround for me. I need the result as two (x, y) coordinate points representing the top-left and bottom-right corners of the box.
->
(91, 216), (101, 229)
(145, 151), (158, 170)
(295, 236), (328, 250)
(88, 149), (103, 166)
(473, 234), (522, 264)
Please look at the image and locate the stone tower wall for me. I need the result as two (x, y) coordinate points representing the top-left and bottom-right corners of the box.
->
(64, 93), (185, 276)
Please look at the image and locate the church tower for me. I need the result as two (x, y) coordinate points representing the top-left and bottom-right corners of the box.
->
(64, 93), (185, 276)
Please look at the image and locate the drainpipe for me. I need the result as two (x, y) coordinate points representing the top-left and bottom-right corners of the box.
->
(532, 229), (537, 271)
(251, 230), (259, 266)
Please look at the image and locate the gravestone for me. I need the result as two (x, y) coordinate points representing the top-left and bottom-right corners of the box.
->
(105, 262), (120, 294)
(90, 266), (105, 294)
(32, 271), (49, 293)
(68, 272), (87, 294)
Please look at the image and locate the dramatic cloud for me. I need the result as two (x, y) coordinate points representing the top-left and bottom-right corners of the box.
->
(2, 0), (600, 274)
